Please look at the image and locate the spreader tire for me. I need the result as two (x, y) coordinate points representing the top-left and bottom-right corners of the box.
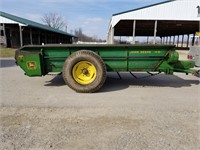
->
(63, 50), (106, 93)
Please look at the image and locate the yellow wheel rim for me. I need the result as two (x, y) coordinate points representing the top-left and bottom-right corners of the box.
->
(72, 61), (97, 85)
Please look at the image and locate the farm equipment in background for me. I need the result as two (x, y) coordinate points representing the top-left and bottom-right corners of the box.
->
(188, 32), (200, 67)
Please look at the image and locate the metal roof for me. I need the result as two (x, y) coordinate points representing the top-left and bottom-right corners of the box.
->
(0, 11), (76, 37)
(110, 0), (200, 28)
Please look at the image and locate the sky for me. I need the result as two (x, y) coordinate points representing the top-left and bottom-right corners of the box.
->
(1, 0), (165, 39)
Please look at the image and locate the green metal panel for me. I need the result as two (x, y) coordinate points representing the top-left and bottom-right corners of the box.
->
(15, 50), (42, 76)
(15, 44), (195, 77)
(99, 47), (127, 71)
(127, 46), (169, 71)
(43, 47), (70, 72)
(174, 60), (195, 70)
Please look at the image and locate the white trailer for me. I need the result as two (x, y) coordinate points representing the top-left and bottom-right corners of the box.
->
(188, 35), (200, 67)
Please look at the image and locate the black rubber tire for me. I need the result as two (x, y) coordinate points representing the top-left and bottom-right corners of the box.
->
(63, 50), (106, 93)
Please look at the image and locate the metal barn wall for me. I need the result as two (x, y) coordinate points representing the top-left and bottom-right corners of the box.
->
(108, 0), (200, 45)
(0, 12), (75, 48)
(110, 0), (200, 28)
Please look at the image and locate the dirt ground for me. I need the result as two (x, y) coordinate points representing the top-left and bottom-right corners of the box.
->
(0, 51), (200, 150)
(1, 105), (199, 150)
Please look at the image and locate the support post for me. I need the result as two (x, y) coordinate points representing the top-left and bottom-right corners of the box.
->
(132, 20), (136, 44)
(111, 27), (114, 44)
(177, 35), (179, 47)
(163, 37), (165, 44)
(186, 34), (190, 48)
(1, 23), (7, 47)
(45, 32), (47, 44)
(191, 33), (195, 46)
(166, 36), (168, 44)
(169, 36), (171, 45)
(38, 31), (40, 45)
(153, 20), (157, 45)
(181, 35), (184, 47)
(19, 26), (23, 47)
(107, 27), (114, 44)
(173, 36), (175, 45)
(30, 28), (33, 45)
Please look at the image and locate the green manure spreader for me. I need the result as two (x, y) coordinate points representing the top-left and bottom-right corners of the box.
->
(15, 44), (198, 93)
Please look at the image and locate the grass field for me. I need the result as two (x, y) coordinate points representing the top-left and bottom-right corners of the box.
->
(0, 47), (17, 58)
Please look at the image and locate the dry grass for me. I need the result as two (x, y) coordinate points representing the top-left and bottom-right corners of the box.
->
(0, 47), (17, 58)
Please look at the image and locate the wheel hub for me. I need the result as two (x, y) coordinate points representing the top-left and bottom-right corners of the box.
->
(72, 61), (97, 85)
(82, 68), (89, 75)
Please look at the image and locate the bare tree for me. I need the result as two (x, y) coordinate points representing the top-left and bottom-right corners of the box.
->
(41, 12), (66, 30)
(74, 28), (105, 42)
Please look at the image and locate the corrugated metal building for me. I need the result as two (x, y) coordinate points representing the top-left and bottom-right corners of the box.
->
(107, 0), (200, 47)
(0, 11), (76, 48)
